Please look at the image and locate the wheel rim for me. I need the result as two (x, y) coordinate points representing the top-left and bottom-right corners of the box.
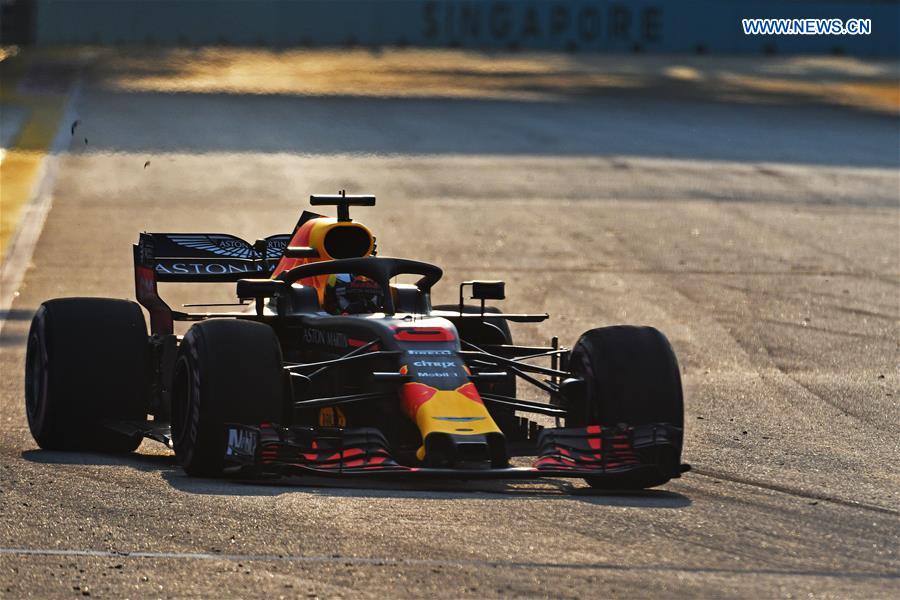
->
(24, 316), (49, 429)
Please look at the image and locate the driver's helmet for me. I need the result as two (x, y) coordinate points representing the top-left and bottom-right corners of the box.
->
(323, 273), (383, 315)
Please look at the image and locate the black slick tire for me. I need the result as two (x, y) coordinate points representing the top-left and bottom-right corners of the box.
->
(172, 319), (284, 477)
(568, 325), (684, 489)
(24, 298), (149, 452)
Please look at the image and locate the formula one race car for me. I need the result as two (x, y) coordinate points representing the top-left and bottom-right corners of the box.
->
(24, 193), (689, 489)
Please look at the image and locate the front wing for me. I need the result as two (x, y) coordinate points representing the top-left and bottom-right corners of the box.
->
(223, 422), (689, 487)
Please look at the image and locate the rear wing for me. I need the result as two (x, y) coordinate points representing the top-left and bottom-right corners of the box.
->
(133, 232), (290, 333)
(135, 232), (290, 282)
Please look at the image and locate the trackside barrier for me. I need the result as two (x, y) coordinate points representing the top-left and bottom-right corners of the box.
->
(25, 0), (900, 56)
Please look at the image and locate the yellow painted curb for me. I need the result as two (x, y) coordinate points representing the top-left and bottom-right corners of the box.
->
(0, 54), (71, 263)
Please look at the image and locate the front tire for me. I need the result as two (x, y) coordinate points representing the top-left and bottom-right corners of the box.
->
(24, 298), (149, 452)
(172, 319), (284, 477)
(567, 326), (684, 489)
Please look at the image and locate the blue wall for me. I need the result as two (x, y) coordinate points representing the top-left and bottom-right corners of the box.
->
(33, 0), (900, 56)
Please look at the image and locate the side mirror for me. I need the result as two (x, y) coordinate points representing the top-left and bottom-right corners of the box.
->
(458, 280), (506, 318)
(236, 279), (283, 299)
(237, 278), (285, 316)
(284, 246), (320, 259)
(471, 280), (505, 301)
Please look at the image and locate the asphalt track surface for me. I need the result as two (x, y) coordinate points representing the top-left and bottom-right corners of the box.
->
(1, 50), (898, 598)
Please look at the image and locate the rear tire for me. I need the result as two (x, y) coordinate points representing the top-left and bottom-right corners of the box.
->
(172, 319), (284, 477)
(24, 298), (149, 452)
(567, 326), (684, 489)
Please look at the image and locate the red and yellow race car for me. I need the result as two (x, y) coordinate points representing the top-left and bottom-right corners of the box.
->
(25, 193), (688, 489)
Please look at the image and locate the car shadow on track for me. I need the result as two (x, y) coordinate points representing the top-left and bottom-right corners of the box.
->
(21, 447), (176, 471)
(21, 448), (691, 508)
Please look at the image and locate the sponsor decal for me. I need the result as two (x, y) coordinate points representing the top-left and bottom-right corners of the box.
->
(226, 427), (258, 457)
(155, 262), (270, 275)
(318, 407), (347, 427)
(169, 234), (257, 258)
(265, 236), (289, 259)
(432, 416), (486, 422)
(413, 360), (456, 368)
(402, 347), (467, 383)
(302, 327), (348, 348)
(151, 234), (290, 276)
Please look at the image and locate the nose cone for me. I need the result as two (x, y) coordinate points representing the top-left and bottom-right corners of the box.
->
(400, 381), (507, 467)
